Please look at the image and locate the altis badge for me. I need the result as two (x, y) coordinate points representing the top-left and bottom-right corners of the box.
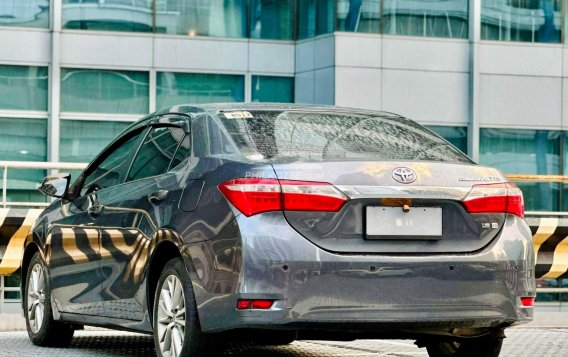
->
(458, 176), (501, 182)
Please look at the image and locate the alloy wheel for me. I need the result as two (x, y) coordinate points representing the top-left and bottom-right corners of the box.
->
(157, 275), (186, 357)
(27, 263), (46, 333)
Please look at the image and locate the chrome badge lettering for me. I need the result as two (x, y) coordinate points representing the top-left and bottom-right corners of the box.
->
(459, 176), (501, 182)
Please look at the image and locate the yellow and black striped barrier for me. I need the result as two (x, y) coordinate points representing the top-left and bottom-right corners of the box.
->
(526, 216), (568, 280)
(0, 208), (43, 276)
(0, 209), (567, 280)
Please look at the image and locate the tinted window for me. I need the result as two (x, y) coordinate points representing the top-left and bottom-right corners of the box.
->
(169, 135), (191, 169)
(82, 131), (145, 194)
(127, 126), (187, 181)
(192, 115), (238, 158)
(217, 111), (471, 163)
(192, 116), (209, 158)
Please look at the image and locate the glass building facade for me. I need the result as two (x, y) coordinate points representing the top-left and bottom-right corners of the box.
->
(2, 0), (568, 311)
(4, 0), (566, 43)
(336, 0), (469, 38)
(0, 0), (49, 29)
(481, 0), (563, 43)
(0, 65), (48, 111)
(156, 73), (245, 109)
(479, 129), (561, 212)
(61, 68), (149, 114)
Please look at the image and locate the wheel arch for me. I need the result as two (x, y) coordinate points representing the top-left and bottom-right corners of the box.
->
(146, 240), (182, 323)
(20, 242), (41, 309)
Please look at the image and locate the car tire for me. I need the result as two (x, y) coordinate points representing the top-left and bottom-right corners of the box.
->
(425, 334), (503, 357)
(153, 258), (222, 357)
(24, 252), (75, 347)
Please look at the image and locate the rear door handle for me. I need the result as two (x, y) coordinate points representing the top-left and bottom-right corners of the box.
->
(148, 189), (169, 204)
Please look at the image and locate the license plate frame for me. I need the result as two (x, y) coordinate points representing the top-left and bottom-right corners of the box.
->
(365, 206), (443, 240)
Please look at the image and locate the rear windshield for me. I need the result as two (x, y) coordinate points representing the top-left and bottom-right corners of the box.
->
(216, 110), (471, 163)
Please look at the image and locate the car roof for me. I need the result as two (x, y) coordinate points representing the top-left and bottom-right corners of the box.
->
(154, 102), (401, 119)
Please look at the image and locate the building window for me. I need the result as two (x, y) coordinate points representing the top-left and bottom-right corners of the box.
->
(156, 72), (245, 109)
(250, 0), (296, 40)
(3, 275), (20, 300)
(61, 68), (149, 114)
(62, 0), (153, 32)
(0, 275), (23, 313)
(481, 0), (562, 43)
(0, 118), (47, 203)
(337, 0), (468, 38)
(251, 76), (294, 103)
(60, 120), (132, 163)
(426, 125), (468, 155)
(0, 0), (49, 29)
(298, 0), (335, 39)
(382, 0), (469, 38)
(479, 128), (561, 212)
(62, 0), (248, 36)
(337, 0), (382, 33)
(157, 0), (246, 37)
(0, 65), (48, 111)
(536, 278), (568, 304)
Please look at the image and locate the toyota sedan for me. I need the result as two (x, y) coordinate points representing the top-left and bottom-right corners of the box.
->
(22, 104), (535, 357)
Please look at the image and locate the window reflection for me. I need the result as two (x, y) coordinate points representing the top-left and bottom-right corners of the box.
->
(62, 0), (154, 32)
(337, 0), (381, 33)
(156, 72), (244, 109)
(60, 120), (131, 163)
(536, 278), (568, 303)
(0, 118), (47, 202)
(251, 76), (294, 103)
(62, 0), (247, 37)
(426, 125), (468, 155)
(481, 0), (562, 43)
(250, 0), (295, 40)
(219, 112), (471, 163)
(336, 0), (469, 38)
(157, 0), (246, 37)
(0, 65), (48, 111)
(0, 0), (49, 28)
(480, 128), (561, 211)
(60, 68), (149, 114)
(383, 0), (469, 38)
(298, 0), (335, 39)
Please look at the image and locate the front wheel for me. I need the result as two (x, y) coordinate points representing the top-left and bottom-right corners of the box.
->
(425, 333), (503, 357)
(24, 252), (74, 347)
(153, 258), (222, 357)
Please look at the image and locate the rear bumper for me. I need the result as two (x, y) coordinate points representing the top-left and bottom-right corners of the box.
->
(188, 212), (535, 333)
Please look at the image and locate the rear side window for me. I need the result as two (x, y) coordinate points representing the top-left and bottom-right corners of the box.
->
(217, 111), (471, 163)
(127, 126), (188, 182)
(82, 130), (145, 194)
(192, 115), (238, 158)
(169, 134), (190, 169)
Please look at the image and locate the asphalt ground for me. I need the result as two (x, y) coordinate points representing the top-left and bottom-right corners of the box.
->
(0, 328), (566, 357)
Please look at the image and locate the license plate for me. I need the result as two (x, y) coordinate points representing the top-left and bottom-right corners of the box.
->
(366, 206), (442, 239)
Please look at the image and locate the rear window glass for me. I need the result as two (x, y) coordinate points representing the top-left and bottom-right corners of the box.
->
(216, 110), (471, 163)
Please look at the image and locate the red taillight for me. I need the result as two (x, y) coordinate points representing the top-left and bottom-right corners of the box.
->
(280, 180), (348, 212)
(219, 178), (348, 216)
(462, 183), (524, 218)
(237, 299), (274, 310)
(520, 297), (534, 307)
(218, 179), (281, 216)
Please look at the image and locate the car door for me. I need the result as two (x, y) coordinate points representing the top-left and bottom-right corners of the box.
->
(94, 116), (191, 320)
(48, 127), (148, 316)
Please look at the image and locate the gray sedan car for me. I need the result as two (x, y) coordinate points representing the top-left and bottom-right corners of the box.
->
(24, 104), (535, 357)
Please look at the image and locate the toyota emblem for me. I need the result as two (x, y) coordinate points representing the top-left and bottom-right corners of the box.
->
(392, 167), (417, 184)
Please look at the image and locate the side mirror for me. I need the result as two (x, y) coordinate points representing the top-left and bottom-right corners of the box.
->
(39, 173), (70, 198)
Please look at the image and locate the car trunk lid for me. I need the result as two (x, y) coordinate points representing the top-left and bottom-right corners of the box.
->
(271, 161), (516, 254)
